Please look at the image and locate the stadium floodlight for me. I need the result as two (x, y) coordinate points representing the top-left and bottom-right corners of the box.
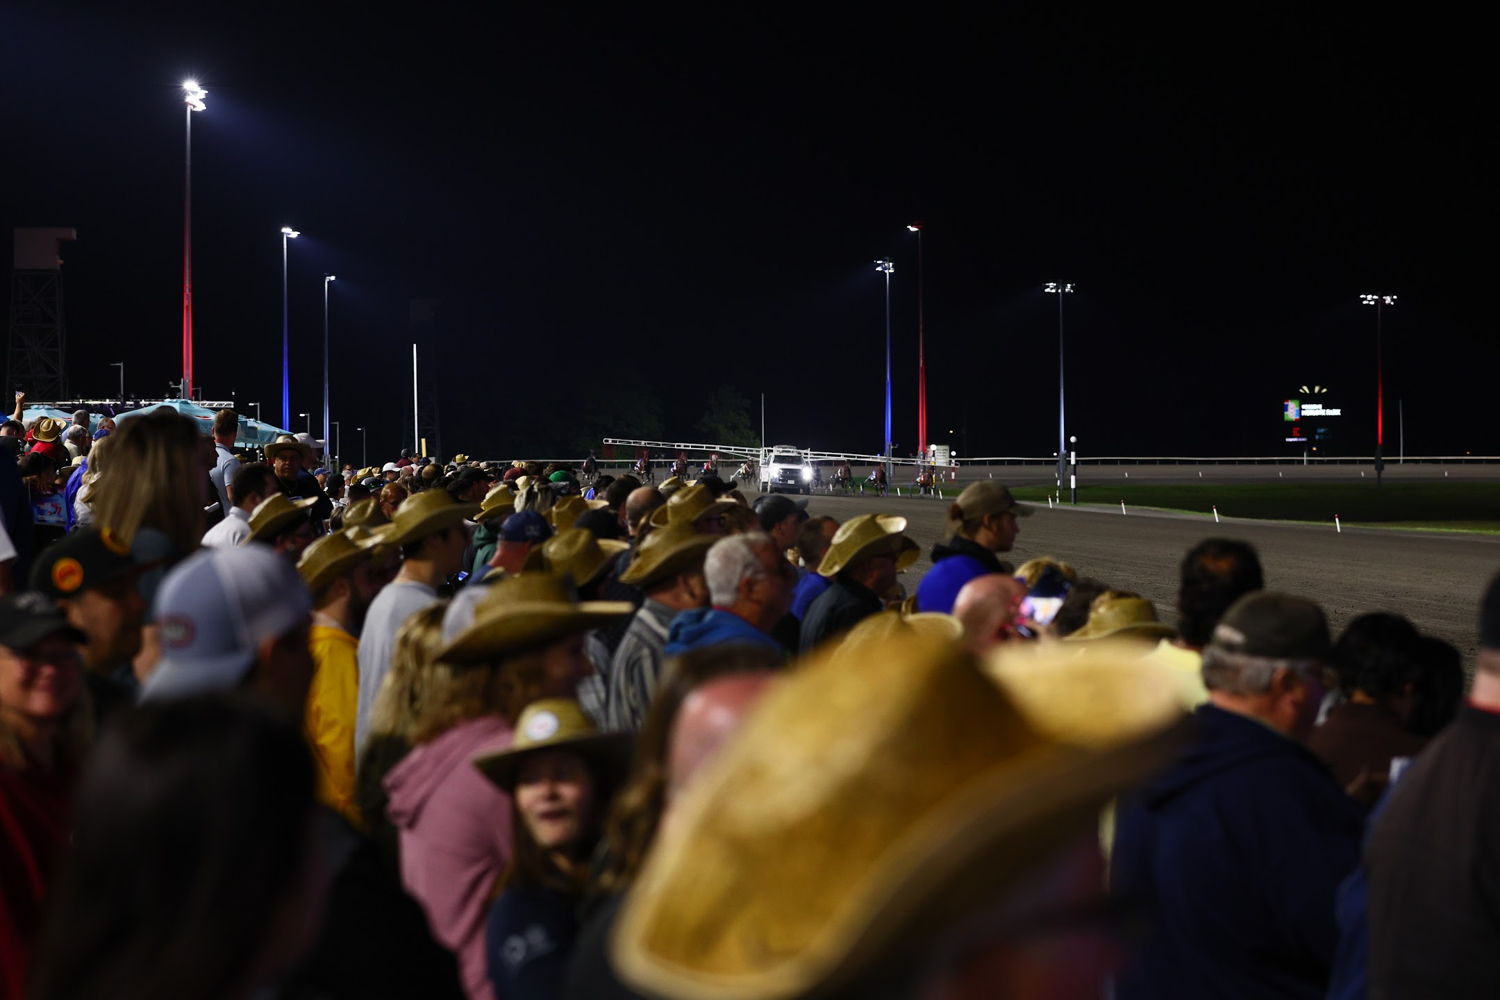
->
(182, 80), (206, 112)
(1360, 292), (1397, 487)
(1044, 282), (1076, 496)
(323, 275), (337, 465)
(281, 226), (300, 238)
(874, 258), (896, 481)
(1360, 293), (1397, 306)
(280, 227), (301, 428)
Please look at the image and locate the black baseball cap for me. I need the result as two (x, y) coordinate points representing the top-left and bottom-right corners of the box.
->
(1209, 592), (1331, 660)
(29, 527), (141, 600)
(754, 494), (809, 532)
(0, 592), (86, 650)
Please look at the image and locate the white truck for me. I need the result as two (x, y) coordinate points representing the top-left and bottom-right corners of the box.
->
(759, 445), (815, 495)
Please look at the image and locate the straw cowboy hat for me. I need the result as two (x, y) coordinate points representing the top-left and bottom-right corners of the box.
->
(521, 527), (628, 588)
(472, 698), (632, 791)
(816, 513), (919, 578)
(1064, 593), (1176, 643)
(382, 489), (481, 548)
(620, 519), (716, 589)
(648, 483), (736, 529)
(473, 484), (518, 524)
(546, 494), (609, 532)
(342, 522), (395, 553)
(842, 608), (963, 647)
(438, 572), (633, 665)
(341, 497), (388, 529)
(33, 417), (66, 443)
(246, 493), (319, 544)
(263, 434), (317, 467)
(611, 636), (1187, 1000)
(296, 531), (369, 595)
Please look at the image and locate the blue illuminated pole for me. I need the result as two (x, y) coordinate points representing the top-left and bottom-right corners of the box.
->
(323, 274), (335, 463)
(280, 226), (299, 429)
(876, 258), (895, 481)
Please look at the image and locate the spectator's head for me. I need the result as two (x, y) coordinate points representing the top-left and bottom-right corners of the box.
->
(754, 494), (808, 553)
(246, 494), (319, 563)
(1064, 591), (1175, 647)
(0, 419), (24, 437)
(263, 435), (314, 482)
(71, 408), (90, 428)
(665, 671), (777, 802)
(1332, 612), (1420, 704)
(945, 482), (1030, 552)
(30, 693), (322, 1000)
(229, 461), (279, 513)
(819, 514), (918, 598)
(65, 424), (91, 454)
(30, 526), (150, 673)
(1051, 577), (1109, 637)
(624, 486), (665, 538)
(297, 532), (382, 631)
(953, 573), (1029, 654)
(1201, 591), (1332, 739)
(493, 510), (552, 575)
(212, 409), (237, 445)
(1407, 634), (1465, 738)
(0, 593), (88, 769)
(378, 481), (408, 521)
(1176, 538), (1264, 649)
(386, 490), (479, 578)
(522, 528), (628, 599)
(141, 545), (314, 717)
(604, 475), (641, 514)
(621, 521), (713, 610)
(795, 516), (839, 572)
(92, 407), (211, 557)
(705, 533), (794, 632)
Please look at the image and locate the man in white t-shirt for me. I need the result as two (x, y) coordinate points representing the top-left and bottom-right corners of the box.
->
(202, 463), (279, 549)
(208, 409), (242, 517)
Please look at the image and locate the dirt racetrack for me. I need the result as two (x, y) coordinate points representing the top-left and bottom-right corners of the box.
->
(794, 491), (1500, 664)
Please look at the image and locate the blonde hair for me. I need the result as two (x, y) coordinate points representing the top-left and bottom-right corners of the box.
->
(90, 408), (207, 554)
(410, 647), (552, 745)
(365, 601), (453, 744)
(77, 434), (112, 506)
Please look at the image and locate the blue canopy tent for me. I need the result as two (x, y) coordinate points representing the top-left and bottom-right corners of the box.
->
(112, 398), (221, 435)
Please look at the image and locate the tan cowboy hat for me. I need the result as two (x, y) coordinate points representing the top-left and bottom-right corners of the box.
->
(546, 494), (609, 532)
(1064, 593), (1176, 643)
(382, 489), (481, 548)
(246, 493), (319, 543)
(611, 636), (1187, 1000)
(297, 531), (368, 595)
(437, 572), (633, 665)
(521, 527), (628, 587)
(341, 497), (387, 529)
(816, 513), (919, 578)
(472, 698), (632, 791)
(473, 484), (518, 524)
(33, 417), (66, 443)
(342, 522), (395, 552)
(842, 608), (963, 647)
(648, 483), (736, 529)
(619, 520), (715, 590)
(453, 453), (470, 464)
(264, 434), (317, 466)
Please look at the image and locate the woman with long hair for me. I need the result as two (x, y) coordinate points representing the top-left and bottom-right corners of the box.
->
(475, 699), (628, 1000)
(0, 595), (90, 998)
(90, 407), (211, 557)
(29, 693), (322, 1000)
(383, 573), (630, 1000)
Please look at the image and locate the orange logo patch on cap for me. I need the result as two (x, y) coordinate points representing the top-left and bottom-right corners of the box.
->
(51, 557), (85, 594)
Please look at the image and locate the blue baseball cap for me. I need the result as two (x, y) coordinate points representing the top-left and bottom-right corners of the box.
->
(500, 510), (552, 544)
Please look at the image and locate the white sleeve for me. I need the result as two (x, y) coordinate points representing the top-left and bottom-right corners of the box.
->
(0, 513), (16, 563)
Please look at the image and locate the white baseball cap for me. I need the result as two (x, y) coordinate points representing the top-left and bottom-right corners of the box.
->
(143, 545), (312, 700)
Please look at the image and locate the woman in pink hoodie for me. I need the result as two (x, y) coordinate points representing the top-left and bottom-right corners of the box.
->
(383, 574), (631, 1000)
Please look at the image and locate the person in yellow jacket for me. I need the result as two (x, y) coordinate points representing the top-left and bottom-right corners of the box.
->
(296, 528), (391, 823)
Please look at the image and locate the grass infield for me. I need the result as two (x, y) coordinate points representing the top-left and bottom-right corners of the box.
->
(1007, 483), (1500, 532)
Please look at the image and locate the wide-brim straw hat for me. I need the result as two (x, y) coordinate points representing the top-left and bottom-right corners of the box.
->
(264, 434), (317, 467)
(547, 494), (609, 532)
(438, 572), (633, 665)
(648, 483), (736, 529)
(382, 489), (481, 548)
(341, 497), (387, 529)
(619, 520), (715, 589)
(1064, 595), (1177, 643)
(33, 417), (65, 443)
(474, 484), (517, 524)
(816, 513), (919, 578)
(297, 531), (368, 594)
(841, 608), (963, 647)
(343, 522), (395, 554)
(611, 636), (1188, 1000)
(472, 698), (633, 791)
(246, 493), (319, 543)
(522, 527), (628, 588)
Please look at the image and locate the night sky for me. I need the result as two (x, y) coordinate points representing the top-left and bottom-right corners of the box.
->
(2, 5), (1491, 463)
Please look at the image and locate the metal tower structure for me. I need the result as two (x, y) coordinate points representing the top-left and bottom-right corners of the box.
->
(6, 228), (76, 400)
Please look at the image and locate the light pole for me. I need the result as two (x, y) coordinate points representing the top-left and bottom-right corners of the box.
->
(1044, 282), (1074, 490)
(109, 362), (124, 404)
(331, 420), (341, 472)
(280, 227), (299, 429)
(357, 426), (367, 468)
(908, 224), (928, 461)
(247, 401), (261, 423)
(1068, 435), (1078, 504)
(1360, 293), (1397, 487)
(299, 412), (310, 435)
(180, 80), (206, 400)
(875, 258), (895, 481)
(323, 274), (335, 471)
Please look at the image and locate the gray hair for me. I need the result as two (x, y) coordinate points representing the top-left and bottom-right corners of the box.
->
(704, 532), (773, 606)
(1201, 646), (1322, 695)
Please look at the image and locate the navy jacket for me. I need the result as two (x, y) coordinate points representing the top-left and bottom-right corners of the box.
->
(1111, 704), (1362, 1000)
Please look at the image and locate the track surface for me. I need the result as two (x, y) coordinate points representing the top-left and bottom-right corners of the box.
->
(790, 490), (1500, 663)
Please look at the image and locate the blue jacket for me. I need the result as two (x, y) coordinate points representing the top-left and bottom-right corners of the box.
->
(914, 536), (1011, 614)
(789, 572), (830, 620)
(1111, 704), (1362, 1000)
(664, 608), (782, 658)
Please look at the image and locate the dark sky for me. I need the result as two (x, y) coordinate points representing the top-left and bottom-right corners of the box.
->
(2, 4), (1492, 463)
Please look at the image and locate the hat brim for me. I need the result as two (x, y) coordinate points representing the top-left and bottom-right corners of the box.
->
(474, 499), (517, 524)
(264, 441), (317, 466)
(620, 534), (716, 588)
(1064, 620), (1177, 643)
(473, 730), (635, 791)
(385, 503), (482, 548)
(300, 548), (368, 594)
(650, 498), (737, 529)
(1, 618), (87, 650)
(247, 497), (320, 544)
(438, 601), (634, 664)
(818, 530), (919, 579)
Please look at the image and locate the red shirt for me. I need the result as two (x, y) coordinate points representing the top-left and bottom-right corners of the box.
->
(1, 763), (73, 999)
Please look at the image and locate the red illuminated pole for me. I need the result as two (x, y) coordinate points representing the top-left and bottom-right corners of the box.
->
(1361, 293), (1396, 488)
(909, 223), (927, 460)
(181, 81), (206, 399)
